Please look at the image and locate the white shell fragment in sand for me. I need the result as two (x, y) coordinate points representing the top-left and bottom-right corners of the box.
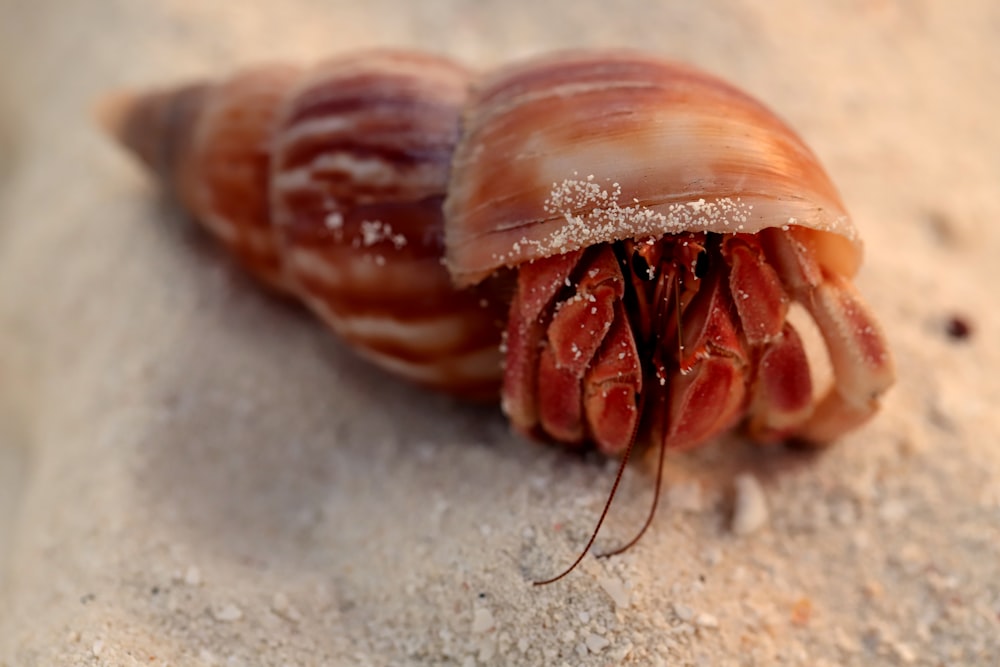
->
(471, 607), (495, 634)
(212, 603), (244, 622)
(731, 473), (770, 535)
(696, 612), (720, 629)
(183, 565), (202, 586)
(585, 632), (610, 653)
(598, 575), (631, 609)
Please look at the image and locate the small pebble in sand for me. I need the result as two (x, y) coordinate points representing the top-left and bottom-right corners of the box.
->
(585, 632), (610, 653)
(184, 565), (202, 586)
(271, 592), (301, 622)
(673, 603), (695, 622)
(944, 314), (973, 341)
(732, 473), (769, 535)
(701, 546), (723, 566)
(471, 607), (494, 634)
(892, 640), (918, 664)
(790, 597), (813, 626)
(213, 603), (243, 622)
(695, 612), (719, 629)
(599, 575), (631, 609)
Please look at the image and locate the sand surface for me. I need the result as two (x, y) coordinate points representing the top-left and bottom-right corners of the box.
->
(1, 1), (999, 665)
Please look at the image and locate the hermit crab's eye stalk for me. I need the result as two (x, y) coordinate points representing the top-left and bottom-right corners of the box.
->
(100, 49), (895, 585)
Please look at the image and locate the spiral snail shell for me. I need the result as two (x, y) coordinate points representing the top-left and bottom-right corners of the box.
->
(101, 48), (894, 457)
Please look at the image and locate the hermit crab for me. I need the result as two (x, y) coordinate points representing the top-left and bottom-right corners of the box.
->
(101, 50), (894, 583)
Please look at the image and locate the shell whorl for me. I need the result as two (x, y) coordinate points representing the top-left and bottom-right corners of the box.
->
(102, 51), (507, 398)
(100, 65), (298, 290)
(443, 51), (860, 287)
(269, 52), (506, 397)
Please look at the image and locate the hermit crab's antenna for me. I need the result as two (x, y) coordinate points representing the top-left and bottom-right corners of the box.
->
(596, 418), (666, 559)
(532, 392), (650, 586)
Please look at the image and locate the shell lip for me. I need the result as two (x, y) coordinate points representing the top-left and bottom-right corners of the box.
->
(446, 188), (861, 287)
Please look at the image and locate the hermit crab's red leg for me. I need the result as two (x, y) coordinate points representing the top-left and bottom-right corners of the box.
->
(722, 236), (788, 346)
(746, 323), (815, 441)
(582, 300), (643, 455)
(665, 267), (749, 450)
(795, 273), (895, 442)
(502, 250), (583, 437)
(761, 228), (895, 443)
(536, 247), (625, 444)
(721, 236), (815, 441)
(536, 349), (587, 442)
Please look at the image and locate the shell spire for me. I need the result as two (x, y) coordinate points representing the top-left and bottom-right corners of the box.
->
(100, 53), (509, 399)
(97, 83), (211, 199)
(100, 66), (300, 290)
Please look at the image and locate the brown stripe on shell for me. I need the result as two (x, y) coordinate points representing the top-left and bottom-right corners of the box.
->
(271, 51), (506, 396)
(179, 65), (301, 290)
(273, 52), (469, 212)
(444, 51), (858, 287)
(284, 50), (472, 127)
(286, 244), (505, 360)
(278, 99), (463, 174)
(298, 264), (504, 397)
(279, 139), (454, 183)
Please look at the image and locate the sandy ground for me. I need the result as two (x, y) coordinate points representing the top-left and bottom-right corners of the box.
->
(2, 1), (999, 665)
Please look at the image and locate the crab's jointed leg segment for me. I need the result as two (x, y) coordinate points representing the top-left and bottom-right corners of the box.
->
(760, 227), (895, 443)
(745, 322), (815, 441)
(720, 235), (815, 441)
(665, 265), (749, 450)
(537, 247), (626, 443)
(501, 250), (583, 438)
(583, 300), (643, 455)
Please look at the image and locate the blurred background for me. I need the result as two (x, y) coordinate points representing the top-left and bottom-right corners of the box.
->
(1, 1), (998, 665)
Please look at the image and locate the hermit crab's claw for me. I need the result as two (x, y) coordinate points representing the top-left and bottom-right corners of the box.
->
(745, 322), (815, 441)
(582, 300), (643, 454)
(502, 246), (643, 455)
(760, 227), (895, 444)
(501, 250), (584, 439)
(665, 265), (749, 450)
(720, 234), (815, 442)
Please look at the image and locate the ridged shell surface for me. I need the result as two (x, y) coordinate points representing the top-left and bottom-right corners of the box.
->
(444, 51), (860, 287)
(270, 51), (506, 397)
(181, 65), (300, 290)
